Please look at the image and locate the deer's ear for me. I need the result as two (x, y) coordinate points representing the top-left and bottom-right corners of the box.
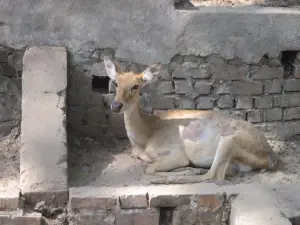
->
(141, 63), (161, 83)
(103, 57), (117, 80)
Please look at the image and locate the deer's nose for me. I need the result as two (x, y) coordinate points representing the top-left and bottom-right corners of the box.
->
(111, 101), (123, 113)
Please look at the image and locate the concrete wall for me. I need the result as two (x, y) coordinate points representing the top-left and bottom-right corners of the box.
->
(1, 0), (300, 140)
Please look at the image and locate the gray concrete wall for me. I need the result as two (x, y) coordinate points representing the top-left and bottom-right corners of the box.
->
(1, 0), (300, 140)
(1, 0), (300, 64)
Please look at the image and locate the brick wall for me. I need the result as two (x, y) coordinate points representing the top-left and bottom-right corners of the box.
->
(0, 47), (23, 138)
(68, 49), (300, 140)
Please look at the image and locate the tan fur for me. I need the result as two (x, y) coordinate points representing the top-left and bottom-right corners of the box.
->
(104, 57), (282, 184)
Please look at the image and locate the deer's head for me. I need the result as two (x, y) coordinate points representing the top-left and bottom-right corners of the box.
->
(104, 57), (161, 114)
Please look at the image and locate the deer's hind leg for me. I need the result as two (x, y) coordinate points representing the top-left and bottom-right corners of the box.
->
(147, 135), (236, 184)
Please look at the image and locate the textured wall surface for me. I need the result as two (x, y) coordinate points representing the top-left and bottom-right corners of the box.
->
(68, 48), (300, 140)
(0, 47), (23, 139)
(1, 0), (300, 64)
(1, 0), (300, 140)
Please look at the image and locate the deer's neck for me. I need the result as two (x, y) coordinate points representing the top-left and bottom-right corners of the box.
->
(124, 104), (157, 148)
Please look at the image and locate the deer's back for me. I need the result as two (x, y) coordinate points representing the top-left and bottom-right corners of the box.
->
(144, 110), (268, 161)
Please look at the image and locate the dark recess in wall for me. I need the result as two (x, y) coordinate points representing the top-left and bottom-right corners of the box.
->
(281, 50), (298, 78)
(159, 207), (174, 225)
(92, 75), (109, 93)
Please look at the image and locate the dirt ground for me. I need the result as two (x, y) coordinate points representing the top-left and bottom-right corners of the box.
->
(68, 132), (300, 188)
(1, 128), (299, 189)
(177, 0), (300, 8)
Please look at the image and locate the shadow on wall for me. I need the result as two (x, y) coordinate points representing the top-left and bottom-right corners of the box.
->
(0, 47), (24, 140)
(67, 48), (148, 140)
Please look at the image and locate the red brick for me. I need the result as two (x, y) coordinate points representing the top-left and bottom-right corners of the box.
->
(197, 194), (223, 209)
(0, 211), (42, 225)
(0, 187), (20, 210)
(22, 190), (68, 208)
(72, 209), (115, 225)
(116, 208), (159, 225)
(69, 187), (117, 210)
(147, 184), (222, 207)
(172, 195), (224, 225)
(117, 186), (148, 209)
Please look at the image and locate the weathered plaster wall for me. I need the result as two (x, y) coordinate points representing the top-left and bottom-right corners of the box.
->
(1, 0), (300, 64)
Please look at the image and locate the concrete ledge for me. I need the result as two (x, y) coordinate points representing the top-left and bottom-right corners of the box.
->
(0, 188), (20, 210)
(229, 185), (292, 225)
(0, 210), (42, 225)
(20, 46), (68, 206)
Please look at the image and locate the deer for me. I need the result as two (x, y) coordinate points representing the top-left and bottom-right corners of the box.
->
(103, 56), (282, 184)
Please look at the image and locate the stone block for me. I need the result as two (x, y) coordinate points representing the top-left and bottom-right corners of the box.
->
(283, 107), (300, 120)
(228, 57), (244, 65)
(0, 63), (16, 77)
(182, 61), (198, 68)
(176, 97), (196, 109)
(217, 95), (234, 109)
(174, 80), (191, 94)
(142, 93), (175, 109)
(116, 208), (159, 225)
(283, 121), (300, 139)
(72, 209), (115, 225)
(293, 64), (300, 79)
(0, 51), (7, 62)
(273, 93), (300, 107)
(196, 97), (215, 109)
(69, 187), (118, 210)
(90, 62), (106, 76)
(118, 186), (148, 209)
(254, 96), (273, 109)
(283, 79), (300, 92)
(268, 57), (282, 66)
(217, 81), (262, 95)
(194, 81), (211, 95)
(213, 65), (249, 80)
(251, 65), (284, 80)
(20, 47), (68, 206)
(247, 110), (263, 123)
(0, 211), (42, 225)
(231, 110), (247, 120)
(264, 79), (282, 94)
(184, 55), (204, 64)
(172, 194), (224, 225)
(172, 65), (210, 79)
(142, 81), (173, 94)
(266, 108), (282, 122)
(235, 97), (253, 109)
(0, 187), (20, 210)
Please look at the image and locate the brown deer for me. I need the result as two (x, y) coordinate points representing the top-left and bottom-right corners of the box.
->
(103, 57), (281, 184)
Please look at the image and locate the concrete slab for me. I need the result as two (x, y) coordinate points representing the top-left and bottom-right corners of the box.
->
(20, 46), (68, 206)
(229, 184), (292, 225)
(0, 187), (19, 210)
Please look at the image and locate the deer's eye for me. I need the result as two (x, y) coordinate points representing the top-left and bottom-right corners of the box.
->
(114, 82), (118, 88)
(131, 85), (139, 91)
